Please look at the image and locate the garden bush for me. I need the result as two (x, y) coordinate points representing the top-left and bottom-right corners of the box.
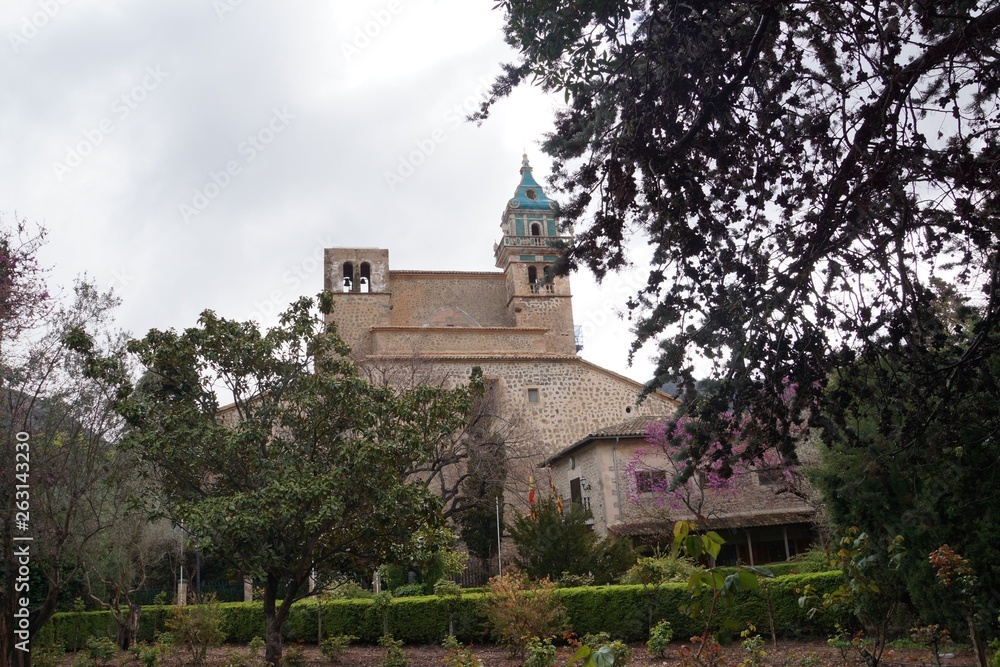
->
(479, 571), (568, 652)
(40, 571), (844, 648)
(166, 600), (225, 666)
(620, 555), (698, 585)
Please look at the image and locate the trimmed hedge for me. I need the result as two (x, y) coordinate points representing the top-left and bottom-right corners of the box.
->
(40, 572), (842, 649)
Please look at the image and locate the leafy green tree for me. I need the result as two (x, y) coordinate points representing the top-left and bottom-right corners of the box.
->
(1, 216), (49, 667)
(811, 282), (1000, 646)
(457, 440), (506, 562)
(73, 293), (480, 666)
(799, 528), (907, 667)
(2, 280), (131, 667)
(480, 0), (1000, 468)
(509, 495), (634, 583)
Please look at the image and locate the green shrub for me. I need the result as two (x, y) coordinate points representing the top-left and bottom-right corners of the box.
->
(127, 641), (162, 667)
(620, 556), (698, 585)
(39, 571), (844, 647)
(480, 571), (568, 652)
(319, 634), (356, 663)
(988, 638), (1000, 667)
(31, 643), (65, 667)
(580, 632), (631, 666)
(280, 643), (307, 667)
(556, 572), (594, 588)
(222, 635), (267, 667)
(322, 580), (372, 600)
(606, 639), (632, 665)
(165, 600), (225, 666)
(511, 496), (633, 583)
(764, 549), (834, 576)
(434, 579), (462, 598)
(378, 634), (408, 667)
(86, 636), (117, 667)
(592, 537), (638, 585)
(739, 624), (767, 667)
(647, 619), (673, 657)
(523, 637), (557, 667)
(392, 583), (426, 598)
(441, 635), (480, 667)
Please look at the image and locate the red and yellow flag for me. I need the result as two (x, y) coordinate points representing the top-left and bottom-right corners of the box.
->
(528, 474), (536, 521)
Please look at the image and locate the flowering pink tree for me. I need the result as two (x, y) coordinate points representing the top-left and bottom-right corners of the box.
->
(622, 414), (800, 529)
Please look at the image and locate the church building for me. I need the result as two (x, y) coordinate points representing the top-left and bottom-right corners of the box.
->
(322, 156), (817, 560)
(323, 156), (679, 465)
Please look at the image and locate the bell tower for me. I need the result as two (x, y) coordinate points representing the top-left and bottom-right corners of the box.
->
(494, 155), (576, 355)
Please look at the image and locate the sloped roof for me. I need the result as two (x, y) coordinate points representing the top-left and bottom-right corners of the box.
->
(542, 415), (668, 467)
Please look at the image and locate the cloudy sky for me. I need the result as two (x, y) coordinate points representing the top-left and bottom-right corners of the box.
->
(2, 0), (659, 383)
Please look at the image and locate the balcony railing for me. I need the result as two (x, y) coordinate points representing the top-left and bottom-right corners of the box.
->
(498, 234), (567, 249)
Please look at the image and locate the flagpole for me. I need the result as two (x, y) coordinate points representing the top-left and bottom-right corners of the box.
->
(496, 496), (502, 577)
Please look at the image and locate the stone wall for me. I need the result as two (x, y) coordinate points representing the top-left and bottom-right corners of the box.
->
(371, 327), (551, 356)
(327, 293), (390, 356)
(388, 272), (513, 328)
(509, 295), (576, 355)
(407, 357), (678, 458)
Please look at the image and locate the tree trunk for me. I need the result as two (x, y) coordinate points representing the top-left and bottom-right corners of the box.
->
(967, 611), (987, 667)
(262, 574), (301, 667)
(262, 576), (283, 667)
(115, 603), (141, 651)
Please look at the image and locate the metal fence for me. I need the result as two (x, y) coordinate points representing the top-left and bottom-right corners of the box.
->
(455, 558), (498, 588)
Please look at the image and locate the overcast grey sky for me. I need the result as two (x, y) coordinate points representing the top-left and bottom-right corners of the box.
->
(2, 0), (660, 384)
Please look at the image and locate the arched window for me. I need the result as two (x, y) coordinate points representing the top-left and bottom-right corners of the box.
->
(527, 265), (538, 293)
(359, 262), (371, 293)
(342, 262), (354, 292)
(530, 222), (542, 236)
(542, 266), (554, 293)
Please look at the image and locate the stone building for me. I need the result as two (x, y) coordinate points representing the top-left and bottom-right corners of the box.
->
(323, 156), (817, 563)
(542, 416), (818, 565)
(323, 156), (679, 463)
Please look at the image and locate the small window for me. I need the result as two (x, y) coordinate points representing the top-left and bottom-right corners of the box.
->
(542, 266), (554, 293)
(531, 222), (542, 236)
(636, 469), (667, 493)
(526, 189), (537, 200)
(527, 265), (538, 292)
(527, 388), (540, 404)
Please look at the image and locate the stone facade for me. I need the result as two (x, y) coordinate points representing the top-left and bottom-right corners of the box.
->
(321, 157), (818, 562)
(323, 157), (679, 476)
(543, 416), (818, 564)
